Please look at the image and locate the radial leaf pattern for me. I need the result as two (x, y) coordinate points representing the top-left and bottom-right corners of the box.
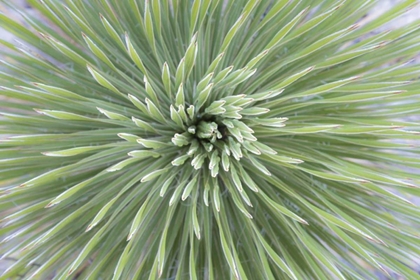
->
(1, 0), (420, 279)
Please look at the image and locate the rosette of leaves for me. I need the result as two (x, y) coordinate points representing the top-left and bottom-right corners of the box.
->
(1, 0), (420, 279)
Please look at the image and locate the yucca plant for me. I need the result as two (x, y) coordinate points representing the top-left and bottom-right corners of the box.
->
(1, 0), (420, 279)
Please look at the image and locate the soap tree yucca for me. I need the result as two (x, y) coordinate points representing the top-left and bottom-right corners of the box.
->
(1, 0), (420, 279)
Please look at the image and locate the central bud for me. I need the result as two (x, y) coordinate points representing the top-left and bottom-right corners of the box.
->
(161, 86), (281, 178)
(196, 120), (223, 142)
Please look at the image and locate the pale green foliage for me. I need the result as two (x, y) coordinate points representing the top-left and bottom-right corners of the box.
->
(1, 0), (420, 279)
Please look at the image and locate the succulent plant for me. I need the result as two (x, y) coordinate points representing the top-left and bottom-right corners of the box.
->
(1, 0), (420, 279)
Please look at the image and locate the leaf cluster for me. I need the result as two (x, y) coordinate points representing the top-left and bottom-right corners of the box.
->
(1, 0), (420, 279)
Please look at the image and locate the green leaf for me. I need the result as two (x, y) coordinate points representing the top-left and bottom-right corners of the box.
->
(46, 176), (96, 207)
(97, 107), (129, 121)
(137, 138), (169, 149)
(67, 225), (108, 276)
(184, 34), (198, 78)
(236, 165), (259, 192)
(33, 83), (88, 101)
(177, 104), (189, 123)
(189, 0), (201, 36)
(143, 76), (159, 103)
(117, 133), (139, 143)
(245, 49), (269, 69)
(127, 197), (151, 241)
(213, 65), (234, 84)
(242, 141), (261, 155)
(195, 83), (214, 110)
(82, 33), (115, 70)
(241, 107), (269, 116)
(265, 8), (307, 49)
(175, 83), (185, 107)
(132, 116), (157, 132)
(141, 168), (169, 182)
(128, 94), (149, 114)
(228, 137), (243, 161)
(113, 239), (133, 279)
(280, 125), (341, 134)
(144, 0), (156, 53)
(170, 105), (185, 128)
(251, 141), (277, 155)
(230, 165), (243, 192)
(219, 14), (245, 52)
(169, 178), (190, 206)
(299, 167), (368, 184)
(106, 158), (140, 172)
(160, 173), (177, 197)
(196, 72), (214, 93)
(181, 174), (198, 200)
(125, 33), (148, 76)
(212, 178), (221, 212)
(87, 65), (125, 98)
(127, 150), (160, 158)
(247, 155), (271, 176)
(100, 14), (126, 50)
(270, 66), (315, 91)
(205, 52), (224, 75)
(145, 98), (167, 123)
(259, 190), (308, 224)
(175, 58), (185, 88)
(42, 145), (105, 157)
(151, 0), (162, 38)
(35, 109), (94, 121)
(43, 34), (88, 66)
(252, 227), (298, 280)
(289, 23), (359, 64)
(162, 62), (172, 98)
(86, 196), (118, 232)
